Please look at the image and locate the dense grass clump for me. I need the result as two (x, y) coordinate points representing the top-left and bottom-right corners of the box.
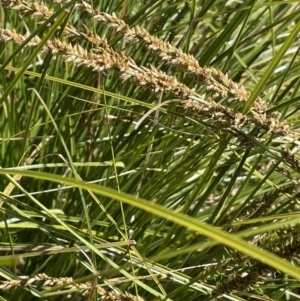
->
(1, 1), (300, 300)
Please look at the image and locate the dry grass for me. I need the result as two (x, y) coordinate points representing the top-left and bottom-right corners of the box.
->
(0, 273), (144, 301)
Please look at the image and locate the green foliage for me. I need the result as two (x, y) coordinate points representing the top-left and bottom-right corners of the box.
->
(0, 0), (300, 300)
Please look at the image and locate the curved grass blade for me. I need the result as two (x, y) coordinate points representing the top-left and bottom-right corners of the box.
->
(1, 169), (300, 280)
